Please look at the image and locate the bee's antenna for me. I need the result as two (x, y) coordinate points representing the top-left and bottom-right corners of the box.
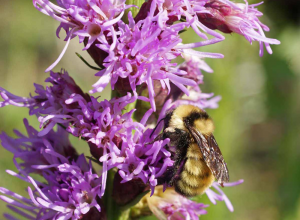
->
(150, 117), (165, 138)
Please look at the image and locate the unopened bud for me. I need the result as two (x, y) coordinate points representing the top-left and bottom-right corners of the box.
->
(198, 0), (232, 34)
(84, 38), (108, 68)
(82, 206), (107, 220)
(112, 172), (149, 206)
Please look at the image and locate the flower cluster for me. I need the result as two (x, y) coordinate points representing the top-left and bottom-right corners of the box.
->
(0, 118), (77, 174)
(33, 0), (130, 71)
(0, 71), (174, 197)
(32, 0), (279, 108)
(131, 180), (243, 220)
(0, 0), (279, 219)
(0, 122), (102, 219)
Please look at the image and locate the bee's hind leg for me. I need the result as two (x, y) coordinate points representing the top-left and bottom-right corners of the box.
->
(157, 158), (186, 186)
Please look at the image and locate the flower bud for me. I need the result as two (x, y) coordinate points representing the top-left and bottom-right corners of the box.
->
(89, 142), (104, 160)
(134, 0), (153, 22)
(112, 172), (150, 206)
(131, 186), (208, 220)
(134, 80), (183, 123)
(82, 206), (107, 220)
(198, 0), (280, 56)
(198, 0), (232, 34)
(114, 77), (135, 96)
(84, 38), (108, 68)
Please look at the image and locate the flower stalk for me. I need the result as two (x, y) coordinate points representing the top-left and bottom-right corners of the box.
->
(104, 169), (121, 220)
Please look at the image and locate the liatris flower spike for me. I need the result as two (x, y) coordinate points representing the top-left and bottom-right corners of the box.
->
(0, 0), (279, 219)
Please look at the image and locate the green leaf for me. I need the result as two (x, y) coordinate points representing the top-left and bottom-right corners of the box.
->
(179, 29), (187, 34)
(85, 156), (102, 165)
(75, 52), (103, 71)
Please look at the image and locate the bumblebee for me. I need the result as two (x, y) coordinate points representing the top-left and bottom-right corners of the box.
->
(154, 105), (229, 197)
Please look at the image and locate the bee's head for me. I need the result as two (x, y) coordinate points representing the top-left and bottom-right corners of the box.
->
(172, 105), (215, 135)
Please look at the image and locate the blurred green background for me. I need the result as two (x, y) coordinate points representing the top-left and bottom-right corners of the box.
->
(0, 0), (300, 219)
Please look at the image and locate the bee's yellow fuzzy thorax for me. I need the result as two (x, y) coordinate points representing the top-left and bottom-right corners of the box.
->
(170, 105), (215, 134)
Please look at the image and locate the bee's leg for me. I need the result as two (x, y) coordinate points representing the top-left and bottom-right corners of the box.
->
(145, 133), (164, 145)
(157, 157), (186, 186)
(158, 129), (190, 185)
(157, 167), (175, 185)
(170, 158), (186, 184)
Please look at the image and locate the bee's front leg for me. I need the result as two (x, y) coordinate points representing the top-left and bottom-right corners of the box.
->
(145, 133), (164, 145)
(163, 128), (189, 146)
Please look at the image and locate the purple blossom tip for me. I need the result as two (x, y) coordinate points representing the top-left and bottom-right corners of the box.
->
(0, 119), (77, 174)
(206, 180), (244, 212)
(198, 0), (280, 55)
(33, 0), (129, 70)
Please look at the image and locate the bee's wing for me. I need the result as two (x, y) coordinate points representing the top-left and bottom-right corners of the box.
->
(186, 126), (229, 186)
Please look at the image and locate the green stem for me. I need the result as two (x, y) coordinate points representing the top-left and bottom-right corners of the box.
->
(105, 88), (121, 219)
(57, 123), (67, 130)
(104, 170), (131, 220)
(105, 90), (134, 220)
(105, 170), (118, 219)
(107, 69), (143, 220)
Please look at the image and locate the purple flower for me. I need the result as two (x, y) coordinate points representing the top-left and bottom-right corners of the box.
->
(132, 180), (243, 220)
(114, 128), (174, 195)
(0, 0), (270, 218)
(54, 92), (174, 198)
(0, 119), (77, 174)
(151, 54), (221, 111)
(180, 53), (214, 84)
(61, 94), (174, 196)
(173, 54), (221, 109)
(0, 70), (93, 136)
(33, 0), (130, 71)
(91, 9), (195, 112)
(198, 0), (281, 56)
(154, 0), (226, 51)
(92, 3), (224, 111)
(0, 71), (174, 196)
(0, 135), (102, 220)
(0, 67), (221, 198)
(61, 93), (174, 197)
(206, 180), (244, 212)
(146, 186), (208, 220)
(0, 70), (88, 117)
(172, 87), (222, 110)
